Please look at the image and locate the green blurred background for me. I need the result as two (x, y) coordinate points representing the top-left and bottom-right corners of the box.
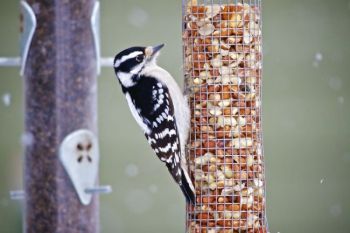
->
(0, 0), (349, 232)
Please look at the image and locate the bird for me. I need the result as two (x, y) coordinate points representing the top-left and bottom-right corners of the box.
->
(113, 44), (196, 204)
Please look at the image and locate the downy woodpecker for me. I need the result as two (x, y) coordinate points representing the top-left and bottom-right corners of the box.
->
(113, 44), (195, 204)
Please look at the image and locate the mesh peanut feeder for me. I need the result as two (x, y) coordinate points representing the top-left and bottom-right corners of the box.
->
(182, 0), (267, 232)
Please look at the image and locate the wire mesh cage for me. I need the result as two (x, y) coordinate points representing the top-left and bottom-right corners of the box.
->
(182, 0), (267, 232)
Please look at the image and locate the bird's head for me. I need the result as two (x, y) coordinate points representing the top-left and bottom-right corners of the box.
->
(113, 44), (164, 87)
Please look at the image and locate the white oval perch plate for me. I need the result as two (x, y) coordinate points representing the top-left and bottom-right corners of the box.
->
(59, 129), (99, 205)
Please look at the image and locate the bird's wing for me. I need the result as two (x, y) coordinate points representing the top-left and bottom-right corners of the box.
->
(126, 77), (182, 182)
(126, 76), (196, 203)
(145, 91), (182, 183)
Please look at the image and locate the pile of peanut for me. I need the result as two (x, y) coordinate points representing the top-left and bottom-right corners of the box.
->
(183, 1), (267, 233)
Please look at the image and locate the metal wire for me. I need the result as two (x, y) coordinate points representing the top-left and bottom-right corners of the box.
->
(0, 57), (21, 67)
(182, 0), (267, 232)
(0, 57), (114, 67)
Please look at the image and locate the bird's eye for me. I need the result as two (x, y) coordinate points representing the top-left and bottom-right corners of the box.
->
(136, 55), (144, 62)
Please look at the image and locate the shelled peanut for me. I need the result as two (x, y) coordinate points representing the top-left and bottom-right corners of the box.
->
(183, 1), (267, 233)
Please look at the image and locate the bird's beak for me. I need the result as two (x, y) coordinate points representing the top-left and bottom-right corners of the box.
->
(145, 44), (165, 58)
(151, 44), (165, 55)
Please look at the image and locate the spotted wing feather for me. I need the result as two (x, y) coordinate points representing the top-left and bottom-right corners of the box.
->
(126, 76), (195, 203)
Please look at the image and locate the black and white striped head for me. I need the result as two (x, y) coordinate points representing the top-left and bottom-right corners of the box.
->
(113, 44), (164, 88)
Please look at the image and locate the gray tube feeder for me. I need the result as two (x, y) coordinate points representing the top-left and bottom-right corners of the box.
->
(22, 0), (101, 232)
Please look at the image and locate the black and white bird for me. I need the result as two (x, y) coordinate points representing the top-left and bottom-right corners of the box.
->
(113, 44), (195, 204)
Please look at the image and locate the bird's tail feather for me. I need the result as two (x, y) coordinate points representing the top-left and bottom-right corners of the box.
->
(180, 168), (196, 205)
